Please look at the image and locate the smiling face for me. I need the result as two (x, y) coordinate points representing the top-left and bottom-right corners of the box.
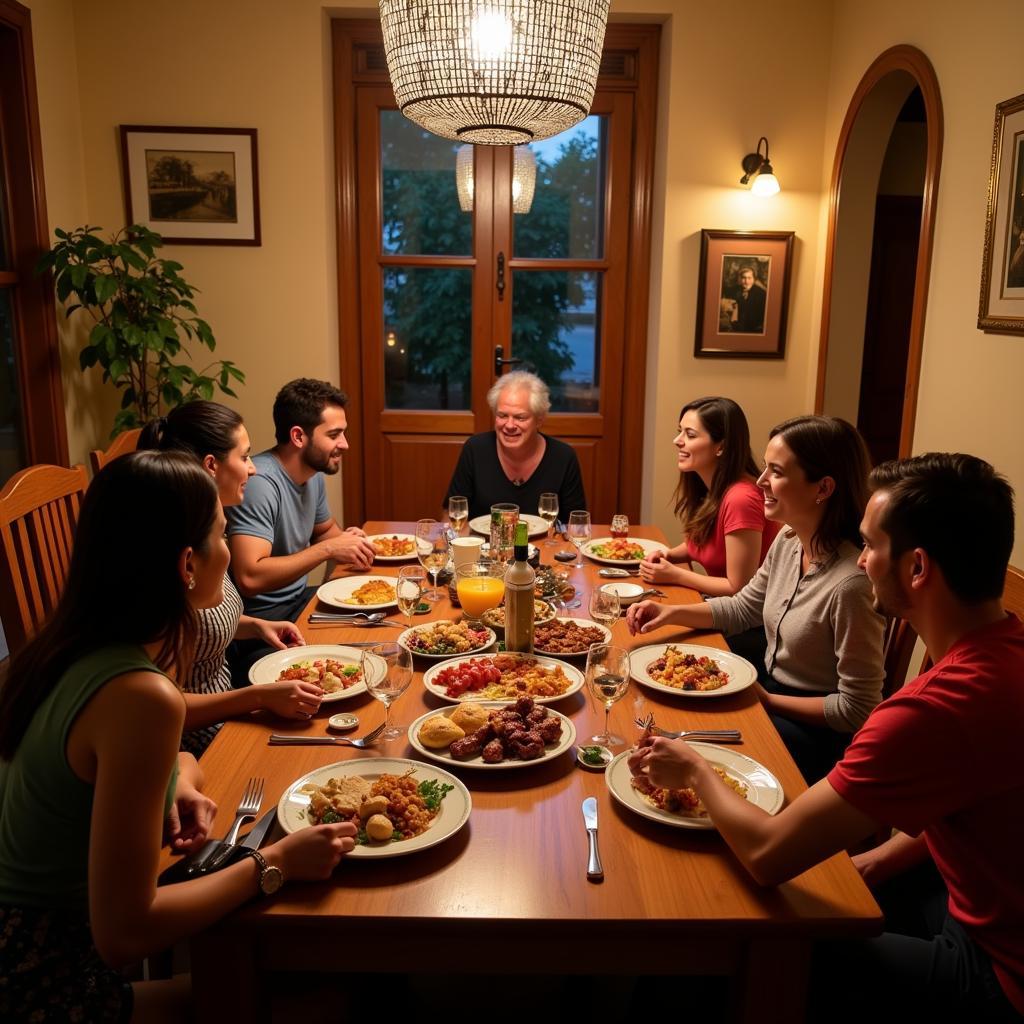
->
(756, 435), (828, 530)
(494, 388), (541, 454)
(300, 404), (349, 476)
(209, 424), (255, 508)
(673, 409), (719, 481)
(858, 490), (912, 616)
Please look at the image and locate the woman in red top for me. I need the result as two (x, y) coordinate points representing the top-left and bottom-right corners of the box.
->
(640, 396), (779, 596)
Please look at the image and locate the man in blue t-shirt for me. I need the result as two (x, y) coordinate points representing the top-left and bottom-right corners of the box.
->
(226, 378), (374, 623)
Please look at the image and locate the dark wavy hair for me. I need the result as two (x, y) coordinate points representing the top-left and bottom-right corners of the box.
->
(139, 399), (244, 462)
(769, 415), (871, 556)
(272, 379), (347, 445)
(0, 451), (220, 759)
(870, 453), (1014, 604)
(672, 397), (759, 546)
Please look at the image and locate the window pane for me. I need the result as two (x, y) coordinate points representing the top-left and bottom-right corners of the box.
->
(383, 267), (472, 410)
(511, 270), (600, 413)
(513, 115), (606, 260)
(381, 111), (472, 256)
(0, 289), (26, 484)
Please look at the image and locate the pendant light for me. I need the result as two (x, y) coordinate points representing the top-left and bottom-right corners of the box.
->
(456, 144), (537, 213)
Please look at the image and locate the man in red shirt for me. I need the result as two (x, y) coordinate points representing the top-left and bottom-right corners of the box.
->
(631, 452), (1023, 1020)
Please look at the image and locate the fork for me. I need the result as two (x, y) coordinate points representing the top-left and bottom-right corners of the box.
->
(267, 722), (388, 748)
(187, 776), (263, 875)
(634, 715), (742, 743)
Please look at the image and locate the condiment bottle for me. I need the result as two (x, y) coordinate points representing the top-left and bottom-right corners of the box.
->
(504, 522), (535, 654)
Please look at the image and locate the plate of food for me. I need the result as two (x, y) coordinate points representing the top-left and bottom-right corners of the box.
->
(248, 644), (367, 701)
(629, 643), (757, 698)
(397, 620), (496, 659)
(605, 742), (783, 830)
(277, 757), (471, 857)
(408, 698), (576, 769)
(422, 651), (584, 704)
(367, 533), (418, 562)
(316, 575), (397, 611)
(468, 513), (550, 539)
(583, 537), (663, 566)
(533, 566), (575, 604)
(532, 617), (612, 657)
(480, 599), (556, 633)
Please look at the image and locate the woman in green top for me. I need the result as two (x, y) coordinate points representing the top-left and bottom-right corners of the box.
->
(0, 452), (356, 1021)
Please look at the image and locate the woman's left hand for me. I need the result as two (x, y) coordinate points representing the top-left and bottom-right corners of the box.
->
(627, 734), (705, 791)
(257, 619), (305, 650)
(165, 782), (217, 854)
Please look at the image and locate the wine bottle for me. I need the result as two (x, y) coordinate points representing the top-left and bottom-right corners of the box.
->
(504, 522), (535, 654)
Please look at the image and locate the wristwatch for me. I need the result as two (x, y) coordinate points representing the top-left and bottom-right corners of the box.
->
(244, 848), (284, 896)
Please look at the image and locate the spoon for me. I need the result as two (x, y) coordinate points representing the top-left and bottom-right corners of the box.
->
(598, 567), (637, 578)
(310, 611), (386, 623)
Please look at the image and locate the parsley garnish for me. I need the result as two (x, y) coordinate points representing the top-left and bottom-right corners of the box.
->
(417, 779), (454, 811)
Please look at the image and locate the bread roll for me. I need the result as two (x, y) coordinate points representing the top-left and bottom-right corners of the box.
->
(450, 702), (489, 736)
(418, 715), (466, 748)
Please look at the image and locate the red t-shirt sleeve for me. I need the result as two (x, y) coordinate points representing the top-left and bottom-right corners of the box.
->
(719, 482), (766, 535)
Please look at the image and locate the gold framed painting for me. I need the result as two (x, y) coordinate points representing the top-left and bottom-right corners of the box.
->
(979, 93), (1024, 332)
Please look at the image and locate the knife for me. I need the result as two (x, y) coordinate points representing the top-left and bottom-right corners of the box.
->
(582, 797), (604, 883)
(202, 807), (278, 873)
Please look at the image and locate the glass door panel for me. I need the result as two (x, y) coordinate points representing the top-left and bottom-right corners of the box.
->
(0, 289), (26, 484)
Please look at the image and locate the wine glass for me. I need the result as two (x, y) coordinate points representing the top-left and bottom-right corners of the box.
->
(448, 495), (469, 537)
(610, 514), (629, 538)
(538, 492), (559, 546)
(362, 642), (413, 740)
(415, 518), (449, 601)
(567, 510), (592, 569)
(396, 565), (426, 628)
(585, 644), (631, 747)
(455, 560), (508, 627)
(589, 588), (621, 631)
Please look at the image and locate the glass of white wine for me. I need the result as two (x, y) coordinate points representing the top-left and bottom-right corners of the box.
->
(397, 565), (426, 628)
(362, 642), (413, 741)
(567, 510), (592, 569)
(448, 495), (469, 537)
(585, 644), (631, 747)
(538, 492), (559, 546)
(589, 588), (621, 631)
(415, 518), (449, 601)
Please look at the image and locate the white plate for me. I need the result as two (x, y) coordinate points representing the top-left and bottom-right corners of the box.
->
(583, 537), (664, 566)
(367, 533), (418, 562)
(532, 617), (612, 657)
(422, 652), (585, 704)
(469, 513), (550, 539)
(316, 575), (398, 611)
(397, 623), (496, 659)
(408, 702), (576, 770)
(248, 644), (368, 701)
(629, 643), (757, 698)
(605, 742), (783, 831)
(276, 757), (471, 858)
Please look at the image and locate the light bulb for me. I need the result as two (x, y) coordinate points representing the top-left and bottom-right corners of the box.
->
(751, 172), (780, 197)
(470, 10), (513, 61)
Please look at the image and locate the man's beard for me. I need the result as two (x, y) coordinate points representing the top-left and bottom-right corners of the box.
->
(301, 444), (341, 475)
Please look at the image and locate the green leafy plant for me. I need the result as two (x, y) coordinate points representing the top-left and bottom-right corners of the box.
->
(37, 224), (244, 435)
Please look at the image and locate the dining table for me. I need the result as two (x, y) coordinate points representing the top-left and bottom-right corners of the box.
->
(174, 521), (881, 1022)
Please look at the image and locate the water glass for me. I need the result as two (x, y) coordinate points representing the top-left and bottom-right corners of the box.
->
(610, 514), (630, 538)
(397, 566), (426, 628)
(415, 518), (449, 601)
(448, 495), (469, 536)
(589, 588), (621, 630)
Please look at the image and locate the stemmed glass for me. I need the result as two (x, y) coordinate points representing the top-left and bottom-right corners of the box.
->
(396, 566), (426, 628)
(589, 588), (621, 631)
(567, 510), (592, 569)
(585, 644), (631, 747)
(538, 492), (559, 546)
(362, 641), (413, 740)
(448, 495), (469, 537)
(415, 518), (449, 601)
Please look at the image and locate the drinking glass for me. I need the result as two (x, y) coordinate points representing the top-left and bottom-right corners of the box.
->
(489, 502), (519, 562)
(589, 588), (621, 630)
(585, 644), (631, 747)
(567, 510), (592, 569)
(455, 560), (508, 627)
(538, 492), (559, 546)
(415, 518), (449, 601)
(362, 642), (413, 740)
(396, 565), (426, 628)
(610, 514), (630, 538)
(448, 495), (469, 537)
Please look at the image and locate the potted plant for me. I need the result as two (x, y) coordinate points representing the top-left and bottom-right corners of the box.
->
(38, 224), (244, 436)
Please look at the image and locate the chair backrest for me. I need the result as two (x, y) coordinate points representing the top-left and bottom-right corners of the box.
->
(1004, 564), (1024, 620)
(89, 427), (142, 475)
(882, 614), (918, 699)
(0, 463), (89, 654)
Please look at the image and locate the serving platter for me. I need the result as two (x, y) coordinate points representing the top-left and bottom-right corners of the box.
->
(422, 652), (585, 704)
(532, 616), (612, 657)
(397, 623), (497, 659)
(468, 513), (550, 539)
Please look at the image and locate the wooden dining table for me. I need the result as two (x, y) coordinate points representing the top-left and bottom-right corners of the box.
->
(179, 522), (881, 1022)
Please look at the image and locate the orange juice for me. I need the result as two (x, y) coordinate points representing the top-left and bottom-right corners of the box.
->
(457, 576), (505, 617)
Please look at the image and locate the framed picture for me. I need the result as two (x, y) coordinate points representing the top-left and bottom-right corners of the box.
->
(119, 126), (261, 246)
(979, 93), (1024, 332)
(694, 229), (794, 358)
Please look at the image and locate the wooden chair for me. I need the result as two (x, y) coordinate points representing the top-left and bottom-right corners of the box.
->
(89, 427), (142, 475)
(0, 463), (89, 654)
(881, 614), (919, 698)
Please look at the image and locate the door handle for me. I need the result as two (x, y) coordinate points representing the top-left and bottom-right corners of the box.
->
(494, 345), (523, 376)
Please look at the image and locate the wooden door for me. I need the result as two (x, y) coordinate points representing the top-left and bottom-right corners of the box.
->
(333, 21), (658, 525)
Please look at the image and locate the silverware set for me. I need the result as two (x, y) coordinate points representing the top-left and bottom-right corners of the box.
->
(268, 722), (387, 748)
(188, 776), (264, 875)
(308, 611), (404, 627)
(634, 713), (742, 743)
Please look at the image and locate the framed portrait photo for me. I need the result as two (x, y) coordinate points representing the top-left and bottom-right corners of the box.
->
(694, 229), (794, 358)
(119, 126), (261, 245)
(979, 93), (1024, 332)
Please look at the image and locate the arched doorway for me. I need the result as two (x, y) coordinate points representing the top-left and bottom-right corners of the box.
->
(815, 45), (943, 462)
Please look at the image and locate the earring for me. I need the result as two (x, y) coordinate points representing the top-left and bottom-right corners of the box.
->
(716, 450), (723, 457)
(815, 498), (822, 505)
(187, 576), (196, 591)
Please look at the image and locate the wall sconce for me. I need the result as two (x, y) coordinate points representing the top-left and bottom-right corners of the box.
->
(740, 137), (780, 196)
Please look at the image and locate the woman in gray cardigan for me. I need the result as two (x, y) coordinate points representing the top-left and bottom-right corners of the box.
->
(627, 416), (885, 784)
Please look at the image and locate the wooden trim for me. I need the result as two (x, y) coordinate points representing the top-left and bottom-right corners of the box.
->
(0, 0), (69, 467)
(814, 44), (943, 458)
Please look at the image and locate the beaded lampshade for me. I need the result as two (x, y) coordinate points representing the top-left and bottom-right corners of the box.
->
(456, 144), (537, 213)
(379, 0), (610, 146)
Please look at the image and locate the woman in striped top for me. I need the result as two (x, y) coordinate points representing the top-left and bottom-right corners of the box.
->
(140, 401), (323, 754)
